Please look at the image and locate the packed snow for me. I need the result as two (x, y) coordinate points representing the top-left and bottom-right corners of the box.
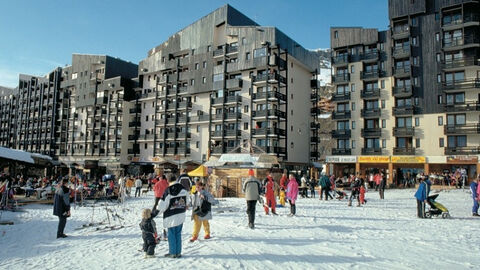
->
(1, 188), (479, 270)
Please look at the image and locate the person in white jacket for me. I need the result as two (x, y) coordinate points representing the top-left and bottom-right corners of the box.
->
(135, 177), (143, 197)
(157, 175), (189, 258)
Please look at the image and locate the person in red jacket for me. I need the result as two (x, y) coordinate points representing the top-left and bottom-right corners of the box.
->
(263, 170), (277, 215)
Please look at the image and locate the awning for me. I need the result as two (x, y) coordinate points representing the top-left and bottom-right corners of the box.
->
(188, 165), (208, 177)
(311, 162), (323, 168)
(0, 146), (52, 165)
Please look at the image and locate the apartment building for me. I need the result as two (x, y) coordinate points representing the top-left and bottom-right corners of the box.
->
(131, 5), (319, 172)
(0, 86), (17, 149)
(327, 0), (480, 184)
(58, 54), (138, 176)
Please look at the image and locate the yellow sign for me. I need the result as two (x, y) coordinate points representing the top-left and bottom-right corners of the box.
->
(391, 156), (426, 163)
(152, 157), (161, 162)
(359, 156), (390, 163)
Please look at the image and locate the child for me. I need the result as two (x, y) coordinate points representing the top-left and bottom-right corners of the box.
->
(139, 208), (159, 258)
(279, 187), (286, 207)
(359, 185), (367, 205)
(190, 181), (216, 242)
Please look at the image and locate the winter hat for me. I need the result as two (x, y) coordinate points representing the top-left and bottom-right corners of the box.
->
(248, 169), (255, 176)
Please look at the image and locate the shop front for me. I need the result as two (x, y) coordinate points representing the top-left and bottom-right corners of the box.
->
(391, 156), (426, 187)
(325, 156), (357, 178)
(357, 156), (390, 183)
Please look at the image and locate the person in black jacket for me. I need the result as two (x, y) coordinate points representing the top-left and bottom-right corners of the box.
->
(348, 174), (362, 207)
(53, 179), (71, 238)
(379, 171), (387, 199)
(140, 208), (160, 258)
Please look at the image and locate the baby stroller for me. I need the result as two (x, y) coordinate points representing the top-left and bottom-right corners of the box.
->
(333, 188), (348, 200)
(425, 194), (450, 219)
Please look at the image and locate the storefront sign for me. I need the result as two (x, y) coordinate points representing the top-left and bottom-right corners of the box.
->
(358, 156), (390, 163)
(447, 156), (478, 163)
(326, 156), (357, 163)
(132, 157), (140, 162)
(391, 156), (425, 163)
(152, 157), (161, 162)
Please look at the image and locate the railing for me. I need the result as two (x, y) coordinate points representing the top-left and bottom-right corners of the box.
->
(393, 127), (415, 136)
(392, 86), (413, 97)
(226, 78), (243, 89)
(224, 112), (242, 120)
(361, 50), (379, 61)
(224, 129), (241, 137)
(361, 108), (381, 118)
(393, 105), (415, 116)
(331, 129), (351, 138)
(332, 73), (350, 83)
(393, 66), (411, 77)
(393, 147), (416, 155)
(444, 101), (480, 112)
(360, 70), (385, 80)
(444, 124), (480, 134)
(360, 89), (380, 99)
(252, 73), (287, 84)
(445, 146), (480, 155)
(440, 79), (480, 91)
(225, 95), (242, 103)
(332, 110), (351, 119)
(392, 47), (410, 57)
(332, 148), (351, 155)
(189, 115), (210, 122)
(361, 147), (382, 155)
(361, 128), (381, 137)
(442, 58), (479, 69)
(252, 128), (286, 136)
(253, 91), (287, 101)
(332, 55), (349, 65)
(444, 35), (480, 48)
(331, 92), (351, 101)
(251, 109), (286, 118)
(443, 14), (480, 27)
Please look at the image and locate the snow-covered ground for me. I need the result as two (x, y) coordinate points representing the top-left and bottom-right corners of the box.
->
(1, 188), (479, 270)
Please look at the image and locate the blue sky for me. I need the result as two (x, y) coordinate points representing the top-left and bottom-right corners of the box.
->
(0, 0), (388, 87)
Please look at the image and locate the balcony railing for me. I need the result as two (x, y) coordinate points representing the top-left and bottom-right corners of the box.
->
(361, 147), (382, 155)
(256, 146), (286, 155)
(224, 112), (242, 120)
(444, 124), (480, 134)
(332, 110), (351, 120)
(443, 35), (480, 49)
(393, 147), (416, 155)
(224, 129), (241, 137)
(251, 128), (286, 137)
(442, 58), (479, 69)
(392, 47), (410, 58)
(392, 85), (413, 97)
(226, 78), (243, 89)
(444, 101), (480, 112)
(361, 50), (379, 61)
(189, 115), (210, 122)
(445, 146), (480, 155)
(251, 109), (286, 119)
(360, 89), (380, 99)
(392, 24), (409, 38)
(361, 108), (381, 118)
(443, 14), (480, 27)
(331, 129), (351, 138)
(393, 127), (415, 136)
(331, 92), (351, 101)
(393, 105), (415, 116)
(440, 79), (480, 91)
(252, 73), (287, 85)
(361, 128), (381, 137)
(253, 91), (287, 102)
(332, 55), (349, 65)
(332, 148), (352, 155)
(393, 66), (411, 77)
(360, 70), (385, 80)
(225, 95), (242, 103)
(332, 73), (350, 83)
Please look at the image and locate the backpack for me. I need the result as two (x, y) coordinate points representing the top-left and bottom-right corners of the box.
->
(194, 197), (211, 217)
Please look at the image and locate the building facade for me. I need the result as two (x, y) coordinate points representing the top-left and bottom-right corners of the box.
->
(328, 0), (480, 184)
(131, 5), (319, 172)
(0, 86), (17, 149)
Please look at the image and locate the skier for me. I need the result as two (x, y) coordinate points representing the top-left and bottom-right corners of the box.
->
(53, 179), (71, 238)
(140, 208), (159, 258)
(242, 169), (262, 229)
(286, 174), (299, 216)
(263, 170), (277, 215)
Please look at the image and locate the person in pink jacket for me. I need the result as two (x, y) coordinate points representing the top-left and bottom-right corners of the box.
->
(286, 174), (299, 216)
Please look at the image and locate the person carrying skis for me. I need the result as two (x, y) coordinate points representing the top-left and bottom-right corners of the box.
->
(263, 170), (277, 215)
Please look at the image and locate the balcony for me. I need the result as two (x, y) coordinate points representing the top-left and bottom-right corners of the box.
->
(128, 121), (140, 127)
(177, 116), (188, 124)
(392, 47), (410, 58)
(251, 128), (286, 137)
(177, 132), (192, 138)
(226, 78), (243, 89)
(256, 146), (286, 155)
(224, 112), (242, 120)
(332, 148), (352, 155)
(361, 50), (379, 62)
(361, 128), (381, 137)
(443, 35), (480, 51)
(211, 97), (224, 106)
(393, 66), (411, 78)
(211, 146), (224, 154)
(361, 108), (381, 118)
(442, 14), (480, 31)
(213, 48), (224, 57)
(393, 147), (416, 155)
(392, 25), (410, 39)
(392, 85), (413, 97)
(445, 146), (480, 155)
(252, 73), (287, 85)
(332, 110), (351, 120)
(211, 130), (224, 138)
(444, 101), (480, 112)
(361, 147), (382, 155)
(177, 101), (192, 109)
(392, 105), (415, 116)
(393, 127), (415, 136)
(444, 124), (480, 134)
(360, 89), (380, 99)
(332, 73), (350, 83)
(129, 107), (141, 114)
(252, 91), (287, 102)
(128, 134), (138, 141)
(332, 55), (349, 65)
(189, 115), (210, 122)
(440, 79), (480, 92)
(225, 95), (242, 104)
(211, 114), (224, 122)
(224, 129), (241, 137)
(331, 129), (351, 139)
(251, 109), (286, 119)
(360, 70), (385, 80)
(331, 92), (351, 102)
(442, 58), (479, 70)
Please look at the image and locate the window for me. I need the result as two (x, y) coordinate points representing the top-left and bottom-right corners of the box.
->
(381, 100), (385, 109)
(438, 95), (443, 104)
(244, 122), (249, 130)
(439, 138), (444, 147)
(436, 53), (441, 62)
(290, 142), (294, 148)
(352, 121), (356, 130)
(413, 56), (419, 65)
(196, 126), (200, 132)
(253, 48), (267, 58)
(412, 37), (418, 45)
(207, 45), (211, 52)
(337, 121), (349, 130)
(152, 102), (155, 108)
(415, 117), (420, 126)
(190, 79), (195, 86)
(202, 77), (206, 84)
(194, 96), (197, 102)
(382, 119), (386, 128)
(435, 33), (440, 42)
(195, 63), (199, 70)
(144, 143), (148, 149)
(382, 139), (386, 148)
(351, 102), (356, 111)
(351, 84), (355, 92)
(242, 37), (246, 45)
(244, 105), (249, 113)
(146, 115), (149, 121)
(415, 138), (420, 148)
(437, 74), (442, 83)
(435, 12), (440, 21)
(411, 17), (417, 26)
(334, 31), (338, 38)
(72, 73), (78, 80)
(413, 77), (418, 86)
(203, 61), (206, 68)
(380, 43), (385, 51)
(290, 125), (293, 132)
(438, 116), (443, 126)
(381, 80), (385, 89)
(447, 114), (466, 125)
(414, 97), (419, 106)
(196, 141), (199, 148)
(246, 52), (251, 60)
(291, 110), (293, 116)
(447, 135), (466, 147)
(350, 65), (355, 73)
(446, 93), (465, 104)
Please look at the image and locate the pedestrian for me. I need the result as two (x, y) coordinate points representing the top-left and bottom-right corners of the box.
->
(242, 169), (262, 229)
(140, 208), (159, 258)
(359, 182), (367, 204)
(286, 174), (299, 216)
(320, 173), (333, 200)
(190, 181), (216, 241)
(279, 172), (287, 207)
(157, 175), (189, 258)
(263, 170), (277, 215)
(177, 169), (193, 192)
(53, 179), (71, 239)
(153, 175), (169, 210)
(135, 176), (142, 197)
(470, 175), (479, 216)
(379, 172), (386, 199)
(309, 176), (316, 198)
(348, 174), (362, 207)
(414, 177), (427, 218)
(126, 176), (134, 197)
(147, 178), (153, 192)
(300, 175), (308, 198)
(374, 172), (381, 191)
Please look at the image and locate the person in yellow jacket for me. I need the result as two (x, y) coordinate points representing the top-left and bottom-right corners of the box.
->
(279, 187), (286, 206)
